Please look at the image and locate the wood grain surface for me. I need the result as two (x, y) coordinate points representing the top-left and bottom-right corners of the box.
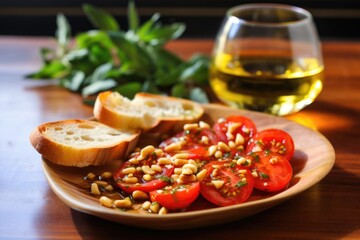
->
(0, 36), (359, 239)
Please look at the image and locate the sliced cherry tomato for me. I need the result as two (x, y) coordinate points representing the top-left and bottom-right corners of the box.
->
(200, 162), (254, 206)
(113, 153), (174, 193)
(159, 128), (219, 160)
(150, 182), (200, 210)
(251, 152), (293, 192)
(213, 115), (257, 148)
(246, 129), (295, 161)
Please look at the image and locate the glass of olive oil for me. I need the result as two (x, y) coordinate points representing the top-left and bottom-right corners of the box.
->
(210, 4), (324, 116)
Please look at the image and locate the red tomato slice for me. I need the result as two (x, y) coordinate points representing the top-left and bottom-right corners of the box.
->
(213, 115), (257, 147)
(159, 128), (219, 160)
(150, 182), (200, 210)
(251, 152), (293, 192)
(246, 129), (295, 161)
(200, 162), (254, 206)
(113, 153), (174, 193)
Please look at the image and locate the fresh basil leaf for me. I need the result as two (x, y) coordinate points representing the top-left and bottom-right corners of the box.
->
(142, 79), (161, 94)
(26, 60), (68, 79)
(189, 87), (209, 103)
(82, 79), (117, 96)
(76, 30), (114, 50)
(127, 0), (139, 31)
(83, 4), (119, 31)
(40, 48), (55, 64)
(137, 13), (160, 39)
(141, 23), (186, 46)
(114, 82), (142, 99)
(180, 55), (210, 85)
(56, 13), (71, 51)
(87, 62), (113, 83)
(60, 71), (85, 91)
(109, 31), (155, 75)
(171, 84), (189, 98)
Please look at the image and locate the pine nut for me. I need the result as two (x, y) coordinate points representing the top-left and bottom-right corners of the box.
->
(183, 163), (197, 174)
(171, 174), (179, 181)
(150, 202), (160, 213)
(154, 149), (163, 157)
(99, 196), (113, 208)
(270, 157), (279, 164)
(174, 168), (183, 175)
(157, 157), (172, 165)
(142, 165), (155, 175)
(218, 141), (230, 152)
(124, 176), (138, 184)
(208, 145), (217, 156)
(252, 145), (263, 152)
(252, 171), (259, 178)
(86, 172), (96, 180)
(91, 183), (101, 195)
(174, 153), (190, 159)
(199, 121), (210, 129)
(165, 142), (182, 152)
(214, 150), (223, 159)
(228, 141), (236, 149)
(235, 133), (245, 145)
(105, 184), (114, 191)
(212, 180), (224, 189)
(128, 158), (140, 164)
(94, 180), (108, 187)
(132, 190), (149, 200)
(114, 197), (132, 208)
(143, 174), (152, 181)
(181, 167), (193, 175)
(142, 201), (151, 210)
(228, 122), (241, 133)
(139, 145), (155, 159)
(196, 169), (207, 182)
(236, 157), (246, 165)
(177, 174), (196, 184)
(201, 136), (209, 144)
(151, 164), (162, 173)
(158, 207), (168, 215)
(101, 171), (112, 179)
(238, 169), (248, 174)
(183, 123), (198, 131)
(174, 159), (188, 167)
(226, 132), (234, 140)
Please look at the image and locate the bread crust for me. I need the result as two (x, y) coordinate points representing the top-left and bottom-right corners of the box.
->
(29, 119), (140, 167)
(93, 91), (204, 134)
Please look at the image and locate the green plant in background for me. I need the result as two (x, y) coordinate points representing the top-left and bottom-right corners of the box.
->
(27, 1), (210, 104)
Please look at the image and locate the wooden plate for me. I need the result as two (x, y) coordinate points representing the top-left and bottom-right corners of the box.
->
(41, 104), (335, 229)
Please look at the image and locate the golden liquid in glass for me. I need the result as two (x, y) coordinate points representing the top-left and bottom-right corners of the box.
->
(210, 53), (324, 116)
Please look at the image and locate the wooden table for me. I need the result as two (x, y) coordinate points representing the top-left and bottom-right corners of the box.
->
(0, 36), (359, 239)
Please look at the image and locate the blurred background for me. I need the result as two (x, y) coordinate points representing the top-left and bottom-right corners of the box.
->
(0, 0), (359, 40)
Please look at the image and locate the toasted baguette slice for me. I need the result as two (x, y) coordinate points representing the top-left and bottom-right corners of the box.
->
(30, 119), (140, 167)
(93, 91), (204, 134)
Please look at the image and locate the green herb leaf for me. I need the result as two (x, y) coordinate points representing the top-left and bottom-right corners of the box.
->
(171, 84), (189, 99)
(127, 0), (139, 31)
(235, 181), (247, 188)
(82, 79), (117, 97)
(156, 176), (173, 183)
(189, 87), (209, 103)
(56, 13), (71, 51)
(83, 4), (119, 31)
(114, 82), (142, 99)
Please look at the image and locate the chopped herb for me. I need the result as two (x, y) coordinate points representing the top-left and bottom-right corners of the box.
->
(229, 161), (236, 168)
(259, 171), (270, 179)
(235, 181), (247, 188)
(264, 149), (271, 155)
(156, 175), (173, 183)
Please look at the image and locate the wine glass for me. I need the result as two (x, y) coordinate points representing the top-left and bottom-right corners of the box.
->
(210, 4), (324, 116)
